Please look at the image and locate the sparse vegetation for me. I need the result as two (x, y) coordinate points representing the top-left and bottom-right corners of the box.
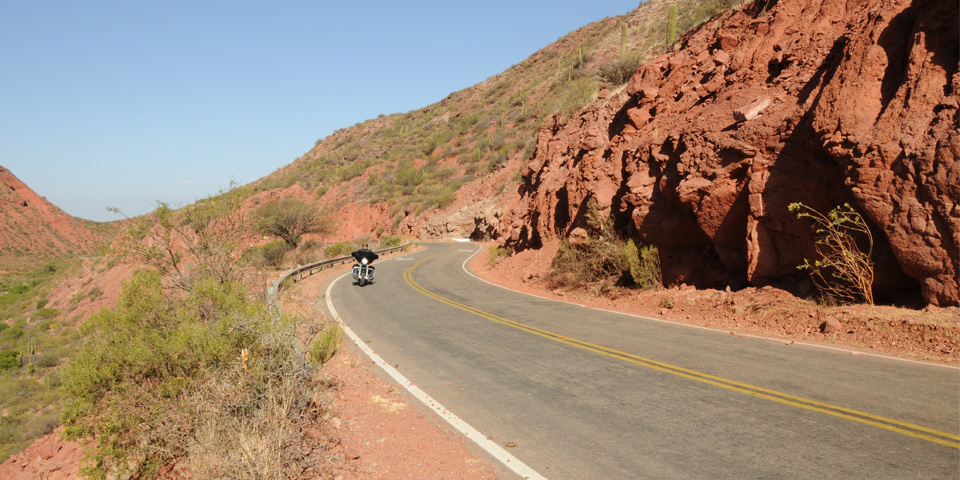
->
(380, 235), (404, 248)
(239, 0), (743, 232)
(678, 0), (742, 34)
(789, 202), (875, 305)
(114, 190), (251, 291)
(0, 261), (78, 463)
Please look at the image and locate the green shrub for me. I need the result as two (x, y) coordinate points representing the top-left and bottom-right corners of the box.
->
(34, 307), (60, 320)
(260, 240), (290, 269)
(59, 266), (328, 479)
(488, 246), (513, 266)
(0, 349), (20, 370)
(546, 77), (599, 117)
(678, 0), (741, 33)
(86, 287), (103, 300)
(380, 235), (403, 248)
(1, 327), (23, 341)
(325, 242), (354, 258)
(622, 240), (662, 290)
(310, 322), (343, 366)
(62, 271), (261, 477)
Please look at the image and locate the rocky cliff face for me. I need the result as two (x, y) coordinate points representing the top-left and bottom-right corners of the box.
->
(501, 0), (959, 306)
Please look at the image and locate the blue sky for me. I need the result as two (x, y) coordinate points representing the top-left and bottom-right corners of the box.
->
(1, 1), (639, 222)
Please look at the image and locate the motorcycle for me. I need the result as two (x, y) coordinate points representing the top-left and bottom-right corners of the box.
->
(352, 256), (376, 286)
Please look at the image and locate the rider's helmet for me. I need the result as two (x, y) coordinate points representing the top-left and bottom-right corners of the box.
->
(362, 242), (369, 249)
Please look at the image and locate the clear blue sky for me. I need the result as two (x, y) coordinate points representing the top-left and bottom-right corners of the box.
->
(1, 1), (639, 222)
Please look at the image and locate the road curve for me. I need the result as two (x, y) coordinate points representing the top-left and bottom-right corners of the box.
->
(326, 242), (960, 479)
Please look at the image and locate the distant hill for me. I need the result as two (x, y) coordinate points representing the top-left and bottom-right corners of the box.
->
(0, 166), (115, 268)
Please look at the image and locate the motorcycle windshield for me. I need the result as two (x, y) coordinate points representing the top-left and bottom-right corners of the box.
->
(352, 250), (378, 263)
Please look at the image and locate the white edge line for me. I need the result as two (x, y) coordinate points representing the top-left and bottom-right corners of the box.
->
(325, 260), (548, 480)
(460, 245), (959, 370)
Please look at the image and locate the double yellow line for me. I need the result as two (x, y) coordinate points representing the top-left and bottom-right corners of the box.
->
(403, 248), (960, 449)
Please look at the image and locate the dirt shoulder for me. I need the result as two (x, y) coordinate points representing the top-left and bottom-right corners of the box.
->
(469, 241), (959, 365)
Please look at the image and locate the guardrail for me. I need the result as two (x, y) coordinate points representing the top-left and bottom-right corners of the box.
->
(266, 242), (413, 309)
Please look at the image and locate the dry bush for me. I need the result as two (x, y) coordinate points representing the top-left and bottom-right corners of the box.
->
(550, 202), (662, 295)
(598, 55), (645, 85)
(181, 320), (327, 480)
(550, 237), (628, 295)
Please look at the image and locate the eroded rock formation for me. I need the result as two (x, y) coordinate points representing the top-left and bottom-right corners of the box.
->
(502, 0), (959, 306)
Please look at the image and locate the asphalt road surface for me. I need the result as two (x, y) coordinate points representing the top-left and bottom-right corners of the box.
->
(326, 243), (960, 479)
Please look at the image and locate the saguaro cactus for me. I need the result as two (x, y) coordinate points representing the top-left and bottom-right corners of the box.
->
(620, 21), (627, 58)
(666, 4), (678, 47)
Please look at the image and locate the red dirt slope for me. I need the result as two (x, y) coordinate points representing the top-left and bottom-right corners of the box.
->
(0, 166), (114, 268)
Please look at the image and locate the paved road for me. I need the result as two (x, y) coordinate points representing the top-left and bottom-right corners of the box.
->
(326, 243), (960, 479)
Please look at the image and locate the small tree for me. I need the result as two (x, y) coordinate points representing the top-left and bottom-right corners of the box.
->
(789, 202), (875, 304)
(254, 198), (334, 267)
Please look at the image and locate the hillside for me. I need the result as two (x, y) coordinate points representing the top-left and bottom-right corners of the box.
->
(237, 0), (743, 241)
(0, 166), (115, 269)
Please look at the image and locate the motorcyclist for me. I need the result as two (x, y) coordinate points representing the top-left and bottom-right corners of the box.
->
(351, 242), (379, 285)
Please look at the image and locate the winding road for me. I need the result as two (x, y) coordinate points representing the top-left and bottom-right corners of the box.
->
(325, 243), (960, 479)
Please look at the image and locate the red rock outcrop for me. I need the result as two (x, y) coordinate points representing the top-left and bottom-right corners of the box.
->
(0, 428), (83, 480)
(502, 0), (959, 306)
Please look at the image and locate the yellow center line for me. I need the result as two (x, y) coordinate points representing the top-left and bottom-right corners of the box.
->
(404, 247), (960, 449)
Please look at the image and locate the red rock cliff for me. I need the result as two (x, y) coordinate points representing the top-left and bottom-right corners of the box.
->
(502, 0), (959, 306)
